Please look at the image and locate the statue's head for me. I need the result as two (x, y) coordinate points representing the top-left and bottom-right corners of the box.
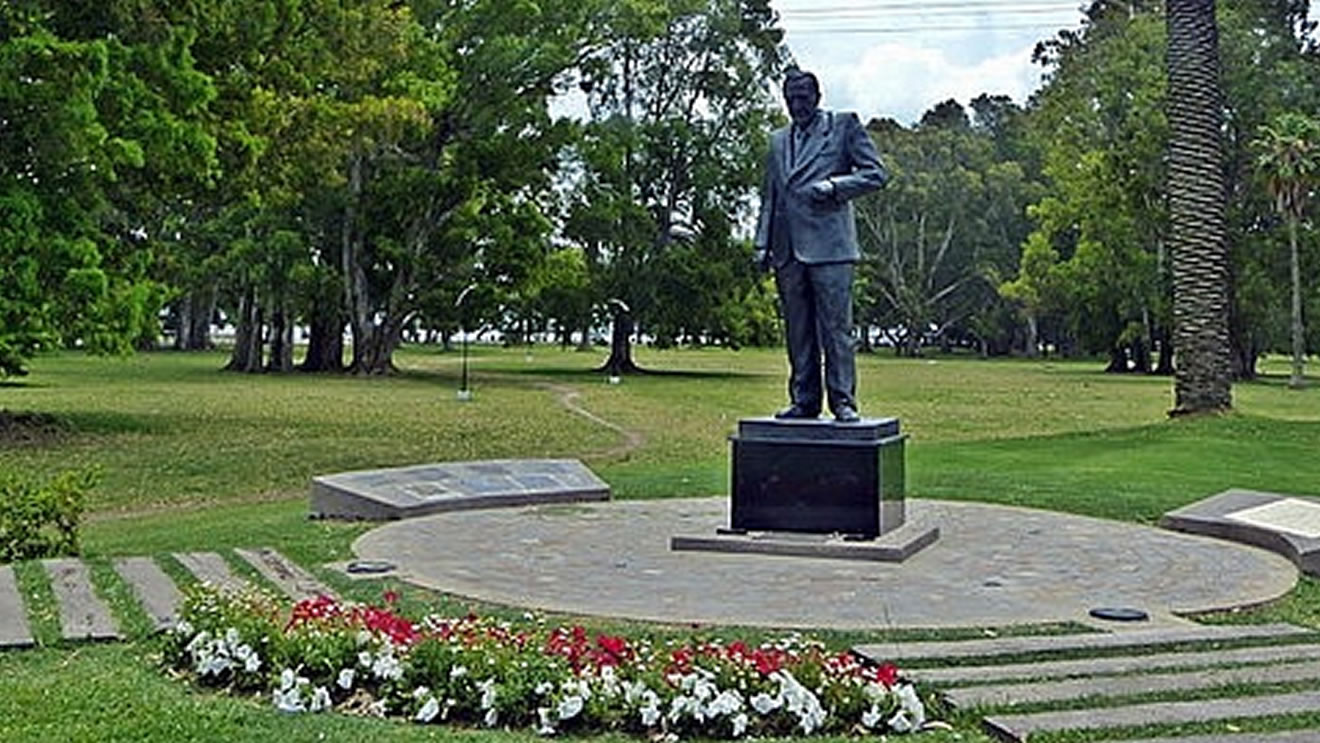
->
(782, 68), (821, 127)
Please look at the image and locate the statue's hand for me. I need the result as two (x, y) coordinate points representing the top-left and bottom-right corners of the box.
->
(808, 179), (835, 202)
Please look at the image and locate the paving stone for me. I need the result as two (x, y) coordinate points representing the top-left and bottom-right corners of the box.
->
(950, 659), (1320, 708)
(983, 690), (1320, 741)
(42, 558), (119, 641)
(912, 642), (1320, 685)
(0, 565), (35, 649)
(856, 623), (1310, 663)
(670, 521), (939, 562)
(1122, 731), (1320, 743)
(113, 557), (182, 632)
(173, 552), (249, 593)
(234, 547), (335, 602)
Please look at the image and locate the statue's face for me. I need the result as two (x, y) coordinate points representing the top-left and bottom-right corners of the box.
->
(785, 78), (820, 127)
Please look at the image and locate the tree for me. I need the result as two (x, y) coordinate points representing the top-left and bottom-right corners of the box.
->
(1167, 0), (1233, 413)
(856, 107), (1037, 357)
(564, 0), (786, 373)
(1255, 111), (1320, 388)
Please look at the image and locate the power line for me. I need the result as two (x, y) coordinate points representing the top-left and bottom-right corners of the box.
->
(786, 8), (1082, 20)
(779, 1), (1080, 13)
(787, 22), (1077, 34)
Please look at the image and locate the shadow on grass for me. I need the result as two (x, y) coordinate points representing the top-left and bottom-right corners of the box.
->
(493, 366), (764, 381)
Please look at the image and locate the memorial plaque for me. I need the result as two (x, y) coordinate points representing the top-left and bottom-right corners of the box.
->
(310, 459), (610, 520)
(1227, 498), (1320, 539)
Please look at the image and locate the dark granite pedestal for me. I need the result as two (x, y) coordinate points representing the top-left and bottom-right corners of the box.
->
(731, 416), (907, 537)
(671, 416), (938, 562)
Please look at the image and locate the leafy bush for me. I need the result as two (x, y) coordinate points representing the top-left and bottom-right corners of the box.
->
(0, 469), (96, 561)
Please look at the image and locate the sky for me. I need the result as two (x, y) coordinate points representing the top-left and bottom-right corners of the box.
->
(774, 0), (1320, 126)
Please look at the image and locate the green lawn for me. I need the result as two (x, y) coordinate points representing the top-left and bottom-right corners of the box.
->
(1, 346), (1318, 741)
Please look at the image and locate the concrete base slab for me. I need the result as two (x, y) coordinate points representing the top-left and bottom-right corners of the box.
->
(1162, 489), (1320, 576)
(309, 459), (610, 520)
(671, 521), (938, 562)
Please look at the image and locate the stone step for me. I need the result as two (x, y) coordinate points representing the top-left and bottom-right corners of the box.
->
(233, 547), (335, 602)
(172, 551), (250, 593)
(983, 690), (1320, 742)
(1122, 730), (1320, 743)
(0, 565), (35, 649)
(42, 558), (120, 641)
(113, 557), (182, 632)
(856, 623), (1311, 663)
(915, 642), (1320, 685)
(951, 659), (1320, 708)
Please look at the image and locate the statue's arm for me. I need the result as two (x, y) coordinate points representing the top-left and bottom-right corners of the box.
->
(753, 147), (776, 258)
(827, 112), (887, 202)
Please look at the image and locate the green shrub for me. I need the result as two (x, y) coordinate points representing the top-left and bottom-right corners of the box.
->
(0, 469), (97, 561)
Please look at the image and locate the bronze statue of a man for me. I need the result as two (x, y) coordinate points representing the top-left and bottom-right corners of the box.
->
(754, 69), (888, 423)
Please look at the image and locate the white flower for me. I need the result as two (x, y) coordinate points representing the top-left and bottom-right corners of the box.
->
(272, 686), (305, 714)
(371, 649), (403, 680)
(640, 703), (661, 727)
(336, 668), (356, 690)
(185, 630), (210, 653)
(174, 619), (194, 637)
(309, 686), (332, 713)
(357, 651), (373, 668)
(416, 697), (440, 723)
(732, 712), (749, 737)
(243, 651), (261, 673)
(557, 695), (584, 720)
(889, 682), (926, 732)
(412, 685), (431, 700)
(535, 681), (555, 696)
(479, 678), (498, 710)
(484, 707), (499, 727)
(368, 699), (387, 718)
(197, 653), (231, 677)
(862, 680), (887, 703)
(861, 704), (882, 728)
(224, 627), (241, 647)
(280, 668), (297, 690)
(706, 689), (743, 718)
(750, 692), (781, 714)
(450, 665), (468, 679)
(536, 707), (556, 735)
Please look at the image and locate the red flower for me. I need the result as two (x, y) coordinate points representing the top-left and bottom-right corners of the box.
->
(383, 590), (400, 604)
(873, 662), (899, 688)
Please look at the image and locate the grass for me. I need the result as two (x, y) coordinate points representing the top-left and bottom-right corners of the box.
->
(1, 345), (1319, 741)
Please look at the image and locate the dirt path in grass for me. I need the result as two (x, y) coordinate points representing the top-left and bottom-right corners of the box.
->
(538, 382), (645, 461)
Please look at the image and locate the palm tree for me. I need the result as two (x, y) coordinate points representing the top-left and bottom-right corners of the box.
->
(1255, 112), (1320, 389)
(1166, 0), (1232, 414)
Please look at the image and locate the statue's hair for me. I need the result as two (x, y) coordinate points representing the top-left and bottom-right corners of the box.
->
(782, 68), (820, 99)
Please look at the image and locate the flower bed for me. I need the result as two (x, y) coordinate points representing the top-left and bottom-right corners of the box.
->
(163, 586), (940, 738)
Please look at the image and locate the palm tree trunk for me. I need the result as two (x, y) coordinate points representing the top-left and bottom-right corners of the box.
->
(1167, 0), (1233, 414)
(1289, 216), (1306, 388)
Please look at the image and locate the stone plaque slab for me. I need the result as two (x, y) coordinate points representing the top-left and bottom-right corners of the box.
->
(43, 558), (120, 641)
(114, 557), (182, 632)
(0, 565), (34, 649)
(234, 547), (335, 602)
(1227, 498), (1320, 539)
(174, 551), (250, 593)
(309, 458), (610, 521)
(1161, 489), (1320, 576)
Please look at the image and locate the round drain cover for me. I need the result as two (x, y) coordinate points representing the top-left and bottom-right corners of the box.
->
(346, 559), (397, 574)
(1089, 607), (1149, 622)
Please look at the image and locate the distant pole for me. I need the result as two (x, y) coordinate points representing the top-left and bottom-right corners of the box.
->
(455, 283), (478, 401)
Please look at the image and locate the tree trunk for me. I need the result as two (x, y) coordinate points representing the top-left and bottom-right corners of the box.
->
(224, 285), (264, 373)
(599, 310), (641, 374)
(301, 306), (345, 373)
(1288, 217), (1306, 388)
(266, 302), (295, 373)
(1167, 0), (1233, 414)
(1025, 313), (1039, 358)
(175, 289), (216, 350)
(1105, 346), (1128, 373)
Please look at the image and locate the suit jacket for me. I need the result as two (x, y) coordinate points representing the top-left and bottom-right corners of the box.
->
(754, 110), (887, 267)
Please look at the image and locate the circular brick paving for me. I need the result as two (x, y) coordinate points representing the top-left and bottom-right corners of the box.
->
(352, 498), (1297, 630)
